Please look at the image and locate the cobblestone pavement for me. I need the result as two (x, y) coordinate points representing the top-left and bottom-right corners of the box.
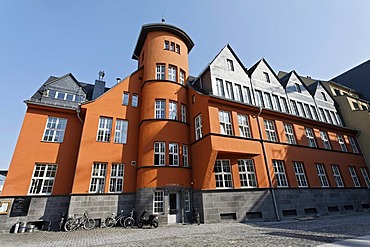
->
(1, 213), (370, 247)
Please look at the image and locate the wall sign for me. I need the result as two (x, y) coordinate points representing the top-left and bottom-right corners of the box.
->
(9, 197), (31, 217)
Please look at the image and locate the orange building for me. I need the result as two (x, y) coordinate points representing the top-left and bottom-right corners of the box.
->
(1, 23), (370, 230)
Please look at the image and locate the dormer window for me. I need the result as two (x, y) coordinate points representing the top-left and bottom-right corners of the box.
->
(294, 83), (301, 93)
(321, 92), (327, 101)
(226, 59), (234, 71)
(263, 72), (270, 83)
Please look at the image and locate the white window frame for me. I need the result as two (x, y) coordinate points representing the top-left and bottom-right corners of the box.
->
(168, 65), (177, 82)
(331, 165), (344, 187)
(305, 128), (317, 147)
(169, 101), (178, 120)
(337, 134), (347, 152)
(316, 163), (329, 187)
(156, 64), (165, 80)
(263, 72), (270, 83)
(226, 59), (234, 71)
(169, 143), (179, 166)
(184, 190), (190, 212)
(154, 142), (166, 166)
(164, 40), (169, 50)
(89, 162), (107, 193)
(273, 160), (288, 187)
(225, 81), (234, 100)
(97, 117), (112, 142)
(243, 86), (252, 104)
(349, 136), (359, 153)
(28, 164), (57, 195)
(153, 190), (164, 214)
(182, 144), (188, 167)
(219, 110), (233, 136)
(284, 123), (296, 145)
(122, 92), (129, 106)
(238, 159), (257, 188)
(255, 90), (264, 107)
(264, 119), (277, 142)
(179, 70), (185, 85)
(234, 84), (243, 102)
(109, 163), (124, 193)
(181, 104), (187, 123)
(195, 114), (203, 140)
(360, 167), (370, 188)
(310, 105), (319, 120)
(293, 161), (308, 187)
(155, 100), (166, 119)
(132, 94), (138, 107)
(304, 104), (313, 119)
(297, 102), (306, 117)
(214, 159), (233, 189)
(215, 78), (225, 97)
(290, 100), (298, 115)
(349, 166), (360, 187)
(264, 92), (272, 109)
(114, 119), (128, 144)
(272, 95), (281, 111)
(237, 114), (251, 138)
(280, 97), (289, 113)
(42, 117), (67, 143)
(320, 131), (331, 150)
(294, 83), (301, 93)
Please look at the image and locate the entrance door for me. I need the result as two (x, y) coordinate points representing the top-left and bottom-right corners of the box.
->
(168, 192), (179, 223)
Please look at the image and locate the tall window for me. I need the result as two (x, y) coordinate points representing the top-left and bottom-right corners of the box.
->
(182, 144), (188, 167)
(175, 44), (180, 54)
(290, 100), (298, 115)
(284, 123), (296, 144)
(304, 104), (313, 119)
(89, 162), (107, 193)
(154, 142), (165, 166)
(42, 117), (67, 142)
(237, 114), (251, 138)
(264, 92), (272, 109)
(164, 40), (169, 50)
(337, 134), (347, 152)
(225, 81), (234, 100)
(214, 160), (233, 188)
(297, 102), (306, 117)
(273, 160), (288, 187)
(184, 190), (190, 212)
(226, 59), (234, 71)
(155, 100), (166, 119)
(348, 166), (360, 187)
(255, 90), (264, 107)
(215, 78), (225, 97)
(234, 84), (243, 102)
(294, 83), (301, 93)
(280, 97), (289, 113)
(272, 95), (281, 111)
(132, 94), (138, 107)
(156, 64), (165, 80)
(179, 70), (185, 85)
(263, 72), (270, 83)
(320, 131), (331, 149)
(310, 105), (319, 120)
(293, 162), (308, 187)
(321, 92), (327, 101)
(153, 191), (164, 214)
(331, 165), (344, 187)
(169, 143), (179, 166)
(264, 119), (277, 142)
(168, 65), (177, 82)
(109, 164), (124, 193)
(122, 92), (129, 106)
(238, 159), (257, 188)
(170, 42), (175, 51)
(243, 86), (252, 104)
(97, 117), (112, 142)
(316, 164), (329, 187)
(319, 108), (327, 122)
(181, 104), (187, 123)
(28, 164), (57, 195)
(305, 128), (317, 147)
(349, 136), (359, 153)
(195, 114), (203, 140)
(169, 101), (177, 120)
(360, 167), (370, 188)
(114, 119), (128, 144)
(219, 110), (233, 136)
(325, 110), (333, 124)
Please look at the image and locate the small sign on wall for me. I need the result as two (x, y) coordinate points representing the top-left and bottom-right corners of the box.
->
(0, 200), (11, 215)
(9, 197), (31, 217)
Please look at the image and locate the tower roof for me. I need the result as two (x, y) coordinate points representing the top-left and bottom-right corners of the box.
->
(132, 23), (194, 60)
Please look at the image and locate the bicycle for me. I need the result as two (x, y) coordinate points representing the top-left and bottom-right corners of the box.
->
(64, 211), (96, 231)
(104, 208), (135, 228)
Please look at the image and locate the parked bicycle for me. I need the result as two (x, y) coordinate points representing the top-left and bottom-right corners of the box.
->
(104, 208), (135, 228)
(59, 212), (68, 231)
(64, 211), (95, 231)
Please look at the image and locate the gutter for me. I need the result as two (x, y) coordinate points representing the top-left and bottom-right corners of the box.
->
(76, 106), (84, 124)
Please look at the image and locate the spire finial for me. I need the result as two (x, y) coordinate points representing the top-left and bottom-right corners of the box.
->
(161, 15), (165, 23)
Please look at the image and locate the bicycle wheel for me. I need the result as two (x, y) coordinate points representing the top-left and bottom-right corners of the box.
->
(124, 217), (135, 228)
(64, 218), (77, 232)
(137, 221), (143, 228)
(83, 219), (96, 230)
(119, 217), (126, 227)
(104, 217), (115, 228)
(151, 221), (158, 228)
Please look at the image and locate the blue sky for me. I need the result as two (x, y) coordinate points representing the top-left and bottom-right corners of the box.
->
(1, 0), (370, 170)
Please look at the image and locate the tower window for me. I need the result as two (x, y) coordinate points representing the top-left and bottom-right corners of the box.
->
(164, 41), (169, 50)
(175, 44), (180, 54)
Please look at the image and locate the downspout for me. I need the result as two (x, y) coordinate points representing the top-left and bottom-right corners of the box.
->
(256, 107), (280, 221)
(76, 106), (83, 124)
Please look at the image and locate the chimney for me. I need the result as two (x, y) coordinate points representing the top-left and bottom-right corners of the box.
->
(92, 70), (106, 100)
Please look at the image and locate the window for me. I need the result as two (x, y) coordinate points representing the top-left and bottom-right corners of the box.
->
(42, 117), (67, 142)
(290, 100), (298, 115)
(335, 112), (343, 126)
(195, 114), (203, 140)
(132, 94), (138, 107)
(169, 143), (179, 166)
(321, 92), (327, 101)
(243, 86), (252, 104)
(219, 110), (233, 136)
(310, 105), (319, 120)
(331, 165), (344, 187)
(297, 102), (306, 117)
(169, 101), (177, 120)
(280, 97), (289, 113)
(154, 142), (165, 166)
(263, 72), (270, 83)
(337, 134), (347, 152)
(349, 167), (360, 187)
(255, 90), (264, 107)
(225, 81), (234, 100)
(175, 44), (180, 54)
(361, 104), (368, 110)
(319, 131), (331, 149)
(168, 65), (177, 82)
(155, 100), (166, 119)
(273, 160), (288, 187)
(122, 92), (129, 105)
(215, 78), (225, 97)
(334, 88), (341, 96)
(214, 160), (233, 188)
(181, 104), (187, 123)
(319, 108), (327, 122)
(184, 190), (190, 212)
(170, 42), (175, 51)
(179, 70), (185, 85)
(156, 64), (165, 80)
(109, 164), (124, 193)
(234, 84), (243, 102)
(226, 59), (234, 71)
(272, 95), (281, 111)
(97, 117), (112, 142)
(182, 144), (188, 167)
(293, 162), (308, 187)
(164, 40), (169, 50)
(360, 167), (370, 188)
(316, 164), (329, 187)
(114, 119), (128, 144)
(264, 92), (272, 109)
(349, 136), (359, 153)
(330, 111), (338, 125)
(325, 109), (333, 124)
(304, 104), (312, 119)
(238, 159), (257, 188)
(305, 128), (317, 147)
(153, 191), (164, 214)
(237, 114), (251, 138)
(264, 119), (277, 142)
(294, 83), (301, 93)
(28, 164), (57, 195)
(284, 123), (296, 144)
(89, 162), (107, 193)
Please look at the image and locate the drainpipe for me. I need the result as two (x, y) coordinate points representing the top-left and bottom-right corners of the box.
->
(76, 106), (83, 124)
(256, 107), (280, 221)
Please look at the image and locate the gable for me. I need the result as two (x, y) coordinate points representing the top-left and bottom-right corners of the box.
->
(285, 72), (315, 104)
(45, 75), (83, 93)
(314, 82), (335, 108)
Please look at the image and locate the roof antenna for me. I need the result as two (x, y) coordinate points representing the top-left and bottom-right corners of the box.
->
(161, 15), (165, 23)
